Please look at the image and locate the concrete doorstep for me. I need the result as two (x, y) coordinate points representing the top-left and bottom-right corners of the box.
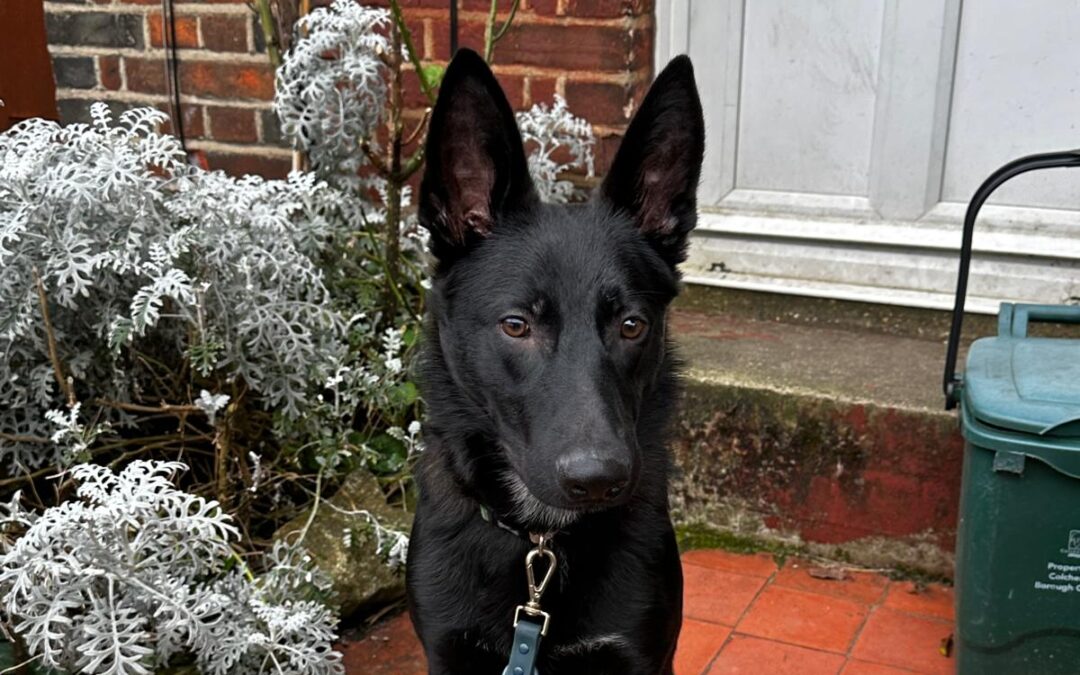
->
(668, 288), (969, 578)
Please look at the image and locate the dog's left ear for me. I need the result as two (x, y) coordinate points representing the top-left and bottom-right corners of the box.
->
(599, 56), (705, 266)
(419, 49), (538, 257)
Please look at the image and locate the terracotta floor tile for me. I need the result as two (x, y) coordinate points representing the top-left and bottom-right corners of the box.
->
(340, 612), (426, 675)
(682, 549), (779, 578)
(676, 618), (732, 675)
(773, 560), (889, 606)
(736, 585), (869, 653)
(841, 660), (919, 674)
(883, 582), (955, 621)
(707, 634), (845, 674)
(682, 562), (769, 626)
(851, 607), (953, 674)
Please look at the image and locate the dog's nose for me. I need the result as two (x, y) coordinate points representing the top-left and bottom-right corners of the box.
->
(556, 454), (631, 503)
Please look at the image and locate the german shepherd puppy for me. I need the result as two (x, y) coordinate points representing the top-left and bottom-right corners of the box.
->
(407, 48), (705, 675)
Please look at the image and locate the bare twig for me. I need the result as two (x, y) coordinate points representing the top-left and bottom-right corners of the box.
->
(32, 267), (76, 408)
(388, 0), (437, 105)
(93, 399), (202, 416)
(252, 0), (283, 68)
(484, 0), (521, 62)
(0, 432), (50, 445)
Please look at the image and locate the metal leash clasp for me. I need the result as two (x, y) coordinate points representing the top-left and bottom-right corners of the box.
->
(513, 533), (556, 636)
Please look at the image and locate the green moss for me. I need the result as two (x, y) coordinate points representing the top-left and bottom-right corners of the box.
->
(886, 563), (954, 587)
(675, 522), (954, 583)
(676, 522), (805, 566)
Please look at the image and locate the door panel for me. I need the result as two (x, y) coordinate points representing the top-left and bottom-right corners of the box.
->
(657, 0), (1080, 311)
(737, 0), (885, 197)
(941, 1), (1080, 210)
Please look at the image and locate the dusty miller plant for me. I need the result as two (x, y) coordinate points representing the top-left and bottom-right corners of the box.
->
(0, 461), (342, 674)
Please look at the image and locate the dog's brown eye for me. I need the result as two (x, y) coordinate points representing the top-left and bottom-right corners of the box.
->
(501, 316), (530, 338)
(620, 317), (647, 340)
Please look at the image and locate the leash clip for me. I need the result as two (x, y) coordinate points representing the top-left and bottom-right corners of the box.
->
(505, 535), (556, 675)
(514, 533), (556, 636)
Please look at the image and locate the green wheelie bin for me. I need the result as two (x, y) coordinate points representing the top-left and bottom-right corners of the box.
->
(944, 150), (1080, 674)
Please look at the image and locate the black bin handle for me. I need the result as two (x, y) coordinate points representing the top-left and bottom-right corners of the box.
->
(944, 149), (1080, 410)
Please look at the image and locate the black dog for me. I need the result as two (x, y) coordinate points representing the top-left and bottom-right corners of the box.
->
(407, 48), (704, 675)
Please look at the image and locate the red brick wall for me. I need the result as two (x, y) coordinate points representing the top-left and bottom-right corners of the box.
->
(44, 0), (654, 179)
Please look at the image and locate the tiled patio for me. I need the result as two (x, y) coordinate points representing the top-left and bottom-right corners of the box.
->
(341, 549), (955, 674)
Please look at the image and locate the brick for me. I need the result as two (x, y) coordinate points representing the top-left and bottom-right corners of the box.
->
(99, 55), (122, 90)
(57, 98), (137, 125)
(533, 0), (653, 17)
(565, 80), (632, 125)
(158, 103), (206, 138)
(148, 14), (199, 48)
(526, 76), (557, 107)
(850, 608), (953, 674)
(594, 133), (623, 175)
(206, 151), (291, 179)
(675, 618), (730, 675)
(529, 0), (559, 13)
(201, 15), (249, 52)
(180, 61), (275, 100)
(681, 550), (778, 578)
(53, 56), (97, 89)
(46, 12), (144, 49)
(708, 635), (846, 675)
(124, 57), (168, 94)
(207, 106), (257, 143)
(682, 562), (766, 626)
(842, 662), (916, 675)
(772, 560), (889, 606)
(429, 18), (487, 62)
(497, 22), (643, 71)
(260, 108), (287, 146)
(492, 72), (525, 109)
(737, 586), (868, 654)
(340, 613), (426, 675)
(882, 582), (954, 621)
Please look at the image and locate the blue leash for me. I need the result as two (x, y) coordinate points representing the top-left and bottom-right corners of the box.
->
(503, 534), (556, 675)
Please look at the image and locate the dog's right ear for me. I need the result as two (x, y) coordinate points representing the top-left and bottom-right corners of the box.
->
(419, 49), (537, 257)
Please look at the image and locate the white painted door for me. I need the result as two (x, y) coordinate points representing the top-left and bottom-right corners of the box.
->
(656, 0), (1080, 312)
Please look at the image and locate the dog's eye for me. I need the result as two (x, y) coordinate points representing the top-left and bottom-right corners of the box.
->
(500, 316), (530, 338)
(620, 317), (647, 340)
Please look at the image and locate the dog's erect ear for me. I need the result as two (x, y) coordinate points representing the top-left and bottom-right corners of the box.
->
(419, 49), (537, 253)
(599, 56), (704, 266)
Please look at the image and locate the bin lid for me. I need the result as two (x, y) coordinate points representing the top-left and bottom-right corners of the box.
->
(965, 335), (1080, 438)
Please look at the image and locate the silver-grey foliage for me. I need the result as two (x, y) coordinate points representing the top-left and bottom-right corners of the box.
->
(0, 461), (342, 674)
(274, 2), (390, 184)
(517, 94), (596, 203)
(0, 104), (375, 472)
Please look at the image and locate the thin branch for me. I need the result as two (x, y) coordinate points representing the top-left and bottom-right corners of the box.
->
(388, 0), (437, 105)
(32, 267), (76, 408)
(252, 0), (283, 68)
(484, 0), (521, 62)
(492, 0), (521, 42)
(0, 432), (50, 445)
(93, 399), (203, 416)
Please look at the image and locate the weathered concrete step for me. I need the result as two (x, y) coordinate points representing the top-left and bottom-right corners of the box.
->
(669, 293), (966, 577)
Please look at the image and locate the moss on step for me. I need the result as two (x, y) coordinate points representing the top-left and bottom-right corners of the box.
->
(676, 521), (805, 566)
(675, 520), (954, 583)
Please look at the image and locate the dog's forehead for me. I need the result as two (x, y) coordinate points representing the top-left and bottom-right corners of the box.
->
(504, 203), (645, 296)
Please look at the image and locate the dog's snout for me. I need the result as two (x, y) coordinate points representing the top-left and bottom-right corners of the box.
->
(556, 453), (631, 504)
